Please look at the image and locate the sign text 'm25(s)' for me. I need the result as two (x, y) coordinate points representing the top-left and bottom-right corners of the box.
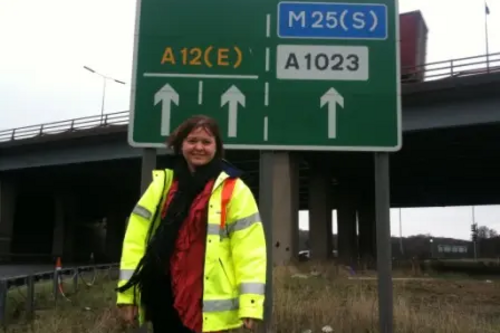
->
(161, 46), (243, 68)
(278, 2), (388, 40)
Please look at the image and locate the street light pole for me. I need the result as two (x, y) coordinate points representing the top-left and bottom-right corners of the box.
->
(83, 66), (126, 121)
(101, 78), (107, 118)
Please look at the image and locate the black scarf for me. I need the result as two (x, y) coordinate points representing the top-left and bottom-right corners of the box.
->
(117, 156), (222, 322)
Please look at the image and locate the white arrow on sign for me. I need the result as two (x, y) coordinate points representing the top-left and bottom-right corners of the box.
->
(320, 87), (344, 139)
(221, 85), (245, 138)
(154, 83), (179, 136)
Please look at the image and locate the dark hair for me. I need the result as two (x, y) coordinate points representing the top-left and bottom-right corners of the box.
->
(166, 115), (224, 158)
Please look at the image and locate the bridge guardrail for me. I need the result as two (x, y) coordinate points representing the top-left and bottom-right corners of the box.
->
(0, 111), (129, 143)
(401, 52), (500, 83)
(0, 263), (118, 328)
(0, 52), (499, 145)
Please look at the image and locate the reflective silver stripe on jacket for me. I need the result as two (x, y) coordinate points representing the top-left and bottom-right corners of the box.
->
(207, 224), (221, 237)
(121, 272), (265, 296)
(203, 297), (239, 312)
(132, 205), (152, 220)
(225, 212), (261, 236)
(119, 269), (134, 280)
(240, 282), (265, 295)
(203, 284), (264, 312)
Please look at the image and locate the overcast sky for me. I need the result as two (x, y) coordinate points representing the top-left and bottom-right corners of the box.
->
(1, 0), (499, 240)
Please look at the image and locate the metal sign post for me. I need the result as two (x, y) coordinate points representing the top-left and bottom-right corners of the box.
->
(374, 152), (393, 332)
(258, 152), (275, 333)
(140, 148), (157, 194)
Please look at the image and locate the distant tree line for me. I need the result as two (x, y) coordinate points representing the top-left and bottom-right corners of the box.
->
(298, 225), (500, 260)
(473, 225), (500, 258)
(477, 226), (498, 239)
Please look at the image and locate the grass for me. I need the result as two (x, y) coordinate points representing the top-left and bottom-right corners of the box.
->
(4, 263), (500, 332)
(3, 269), (126, 333)
(272, 264), (500, 333)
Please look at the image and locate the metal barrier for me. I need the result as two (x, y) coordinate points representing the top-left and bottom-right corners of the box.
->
(401, 52), (500, 83)
(0, 52), (499, 144)
(0, 263), (118, 328)
(0, 111), (129, 143)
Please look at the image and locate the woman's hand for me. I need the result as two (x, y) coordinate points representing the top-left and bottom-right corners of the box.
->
(243, 318), (256, 330)
(118, 305), (138, 325)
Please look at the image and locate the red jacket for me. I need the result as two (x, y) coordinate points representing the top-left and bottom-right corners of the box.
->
(162, 179), (215, 332)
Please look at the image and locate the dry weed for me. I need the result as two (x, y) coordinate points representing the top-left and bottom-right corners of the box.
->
(270, 263), (500, 333)
(5, 264), (500, 332)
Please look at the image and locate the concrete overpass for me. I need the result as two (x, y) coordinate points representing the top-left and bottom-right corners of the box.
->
(1, 53), (500, 266)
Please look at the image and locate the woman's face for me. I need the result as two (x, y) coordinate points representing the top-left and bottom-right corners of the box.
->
(181, 126), (217, 169)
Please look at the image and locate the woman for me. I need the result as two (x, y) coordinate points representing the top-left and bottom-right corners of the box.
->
(116, 115), (267, 333)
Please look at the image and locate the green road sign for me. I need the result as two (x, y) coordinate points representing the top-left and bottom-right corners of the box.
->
(127, 0), (401, 151)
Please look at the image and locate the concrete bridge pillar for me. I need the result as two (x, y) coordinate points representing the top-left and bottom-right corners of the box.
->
(308, 164), (333, 260)
(0, 179), (17, 259)
(269, 152), (300, 266)
(105, 208), (128, 262)
(52, 193), (76, 262)
(336, 180), (358, 266)
(52, 195), (64, 258)
(357, 173), (377, 268)
(358, 203), (376, 266)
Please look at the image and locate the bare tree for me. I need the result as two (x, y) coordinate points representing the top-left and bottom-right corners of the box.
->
(477, 226), (498, 239)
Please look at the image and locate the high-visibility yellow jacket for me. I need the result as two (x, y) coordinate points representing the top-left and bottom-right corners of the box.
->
(117, 165), (267, 332)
